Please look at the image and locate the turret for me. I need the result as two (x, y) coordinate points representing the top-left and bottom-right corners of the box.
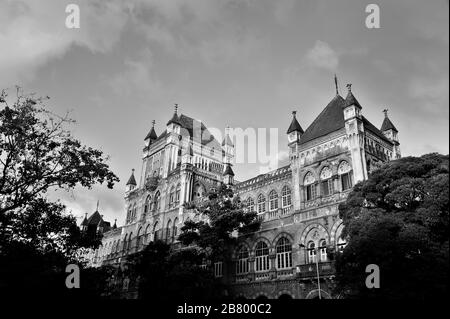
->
(223, 163), (235, 186)
(380, 109), (401, 159)
(287, 110), (304, 155)
(126, 168), (137, 192)
(144, 120), (158, 147)
(222, 126), (234, 165)
(343, 84), (368, 183)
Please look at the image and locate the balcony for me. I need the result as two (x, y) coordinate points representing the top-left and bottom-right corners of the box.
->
(296, 261), (335, 278)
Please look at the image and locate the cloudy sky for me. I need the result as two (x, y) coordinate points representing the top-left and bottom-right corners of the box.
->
(1, 0), (448, 225)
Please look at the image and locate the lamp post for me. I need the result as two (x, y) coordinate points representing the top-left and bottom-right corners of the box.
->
(300, 243), (322, 299)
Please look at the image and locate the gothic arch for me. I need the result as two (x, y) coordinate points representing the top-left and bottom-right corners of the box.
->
(251, 236), (272, 251)
(330, 220), (344, 244)
(272, 232), (294, 247)
(305, 289), (331, 299)
(233, 242), (252, 258)
(299, 223), (330, 246)
(277, 290), (294, 299)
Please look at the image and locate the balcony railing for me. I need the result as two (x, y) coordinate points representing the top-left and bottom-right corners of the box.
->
(296, 261), (334, 278)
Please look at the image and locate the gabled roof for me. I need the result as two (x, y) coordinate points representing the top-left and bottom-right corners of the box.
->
(380, 116), (398, 132)
(300, 95), (346, 145)
(86, 211), (102, 225)
(287, 111), (304, 134)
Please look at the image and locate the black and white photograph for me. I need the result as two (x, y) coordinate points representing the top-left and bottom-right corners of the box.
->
(0, 0), (448, 312)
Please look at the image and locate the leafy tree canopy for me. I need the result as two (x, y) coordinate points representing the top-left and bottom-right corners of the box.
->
(335, 153), (449, 299)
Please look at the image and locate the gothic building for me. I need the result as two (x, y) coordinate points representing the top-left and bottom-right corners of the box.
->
(85, 82), (400, 299)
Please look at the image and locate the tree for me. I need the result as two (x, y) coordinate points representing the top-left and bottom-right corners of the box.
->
(335, 153), (449, 299)
(0, 88), (119, 298)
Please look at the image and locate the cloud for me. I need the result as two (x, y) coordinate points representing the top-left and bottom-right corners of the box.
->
(0, 0), (130, 87)
(408, 76), (449, 115)
(304, 40), (339, 71)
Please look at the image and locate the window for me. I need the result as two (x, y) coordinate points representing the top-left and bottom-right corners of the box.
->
(281, 186), (291, 207)
(304, 172), (316, 201)
(153, 222), (159, 241)
(276, 238), (292, 269)
(306, 184), (317, 201)
(338, 161), (353, 191)
(214, 262), (223, 278)
(319, 239), (327, 262)
(169, 186), (175, 207)
(337, 237), (347, 252)
(172, 217), (178, 241)
(144, 195), (151, 214)
(166, 220), (172, 242)
(154, 191), (161, 211)
(175, 184), (181, 203)
(269, 190), (279, 211)
(246, 197), (255, 212)
(127, 233), (133, 250)
(307, 241), (316, 263)
(236, 247), (249, 275)
(255, 241), (270, 272)
(320, 167), (333, 196)
(257, 194), (266, 214)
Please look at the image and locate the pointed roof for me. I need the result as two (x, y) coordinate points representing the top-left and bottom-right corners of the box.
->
(222, 127), (234, 147)
(112, 219), (117, 229)
(223, 164), (235, 176)
(145, 120), (158, 140)
(126, 169), (137, 186)
(299, 95), (346, 145)
(380, 109), (398, 132)
(344, 84), (362, 109)
(86, 211), (102, 225)
(286, 111), (304, 134)
(81, 213), (88, 226)
(167, 104), (182, 126)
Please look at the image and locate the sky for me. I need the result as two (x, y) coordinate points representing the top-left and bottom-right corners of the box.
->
(0, 0), (448, 226)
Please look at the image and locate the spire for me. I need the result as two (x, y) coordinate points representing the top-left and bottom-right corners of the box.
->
(167, 103), (182, 126)
(223, 163), (235, 176)
(286, 110), (304, 134)
(344, 83), (362, 109)
(222, 126), (234, 147)
(334, 74), (339, 95)
(126, 168), (137, 186)
(113, 219), (117, 229)
(145, 120), (158, 140)
(96, 200), (99, 212)
(380, 108), (398, 132)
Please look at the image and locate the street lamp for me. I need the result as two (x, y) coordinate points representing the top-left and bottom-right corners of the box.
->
(299, 243), (321, 299)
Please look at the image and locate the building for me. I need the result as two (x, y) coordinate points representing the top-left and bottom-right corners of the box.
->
(84, 81), (400, 299)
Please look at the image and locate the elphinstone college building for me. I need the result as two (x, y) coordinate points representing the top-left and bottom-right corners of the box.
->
(83, 82), (401, 299)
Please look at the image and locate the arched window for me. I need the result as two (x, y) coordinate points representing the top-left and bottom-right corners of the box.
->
(154, 191), (161, 211)
(137, 227), (143, 250)
(169, 186), (175, 207)
(172, 217), (178, 241)
(257, 194), (266, 214)
(246, 197), (255, 212)
(122, 234), (128, 252)
(319, 239), (327, 262)
(255, 241), (270, 272)
(320, 167), (333, 197)
(276, 237), (292, 269)
(127, 232), (133, 250)
(153, 222), (159, 241)
(304, 172), (317, 201)
(145, 225), (151, 244)
(144, 195), (151, 214)
(236, 246), (249, 275)
(269, 190), (279, 211)
(307, 241), (316, 263)
(338, 161), (353, 191)
(166, 219), (172, 242)
(281, 186), (291, 207)
(176, 184), (181, 203)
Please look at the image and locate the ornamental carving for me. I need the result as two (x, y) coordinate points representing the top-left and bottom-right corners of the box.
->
(304, 172), (315, 185)
(338, 161), (351, 174)
(320, 166), (332, 180)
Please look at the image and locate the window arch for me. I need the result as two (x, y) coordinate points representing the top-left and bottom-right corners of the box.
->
(122, 234), (128, 252)
(281, 186), (292, 208)
(257, 194), (266, 214)
(137, 227), (143, 250)
(127, 232), (133, 251)
(320, 166), (333, 197)
(145, 224), (151, 244)
(176, 184), (181, 203)
(236, 246), (249, 275)
(276, 237), (292, 269)
(172, 217), (178, 241)
(338, 161), (353, 191)
(269, 190), (279, 211)
(307, 241), (316, 263)
(255, 241), (270, 272)
(169, 186), (175, 207)
(154, 191), (161, 211)
(144, 195), (151, 214)
(153, 222), (159, 241)
(319, 239), (327, 262)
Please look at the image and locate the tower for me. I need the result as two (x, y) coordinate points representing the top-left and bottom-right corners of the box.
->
(343, 84), (368, 183)
(222, 126), (235, 186)
(380, 109), (401, 159)
(165, 104), (182, 176)
(126, 168), (137, 192)
(287, 110), (304, 158)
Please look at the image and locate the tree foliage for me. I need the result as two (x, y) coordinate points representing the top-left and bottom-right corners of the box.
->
(0, 88), (119, 298)
(335, 153), (449, 299)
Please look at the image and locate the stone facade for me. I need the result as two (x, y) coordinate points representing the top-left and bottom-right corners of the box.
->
(84, 84), (400, 299)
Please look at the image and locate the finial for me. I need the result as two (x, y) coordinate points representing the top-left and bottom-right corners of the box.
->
(96, 200), (99, 212)
(174, 103), (178, 114)
(346, 83), (352, 92)
(85, 213), (87, 218)
(383, 109), (388, 118)
(292, 110), (297, 117)
(151, 120), (155, 127)
(334, 74), (339, 95)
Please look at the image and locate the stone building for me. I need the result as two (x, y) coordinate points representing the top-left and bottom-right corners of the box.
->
(84, 82), (400, 299)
